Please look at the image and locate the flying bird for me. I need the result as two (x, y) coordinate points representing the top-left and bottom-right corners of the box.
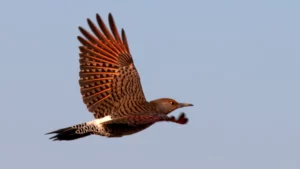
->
(46, 13), (193, 141)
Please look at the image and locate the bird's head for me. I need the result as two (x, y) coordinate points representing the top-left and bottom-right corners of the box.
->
(150, 98), (193, 114)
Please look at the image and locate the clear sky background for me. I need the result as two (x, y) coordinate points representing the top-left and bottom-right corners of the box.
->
(0, 0), (299, 168)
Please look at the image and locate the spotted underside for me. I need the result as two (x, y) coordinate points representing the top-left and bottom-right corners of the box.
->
(78, 14), (148, 119)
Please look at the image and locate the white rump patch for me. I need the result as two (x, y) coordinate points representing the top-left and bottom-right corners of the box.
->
(87, 115), (112, 126)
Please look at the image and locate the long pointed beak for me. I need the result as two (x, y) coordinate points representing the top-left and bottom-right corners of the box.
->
(179, 103), (193, 108)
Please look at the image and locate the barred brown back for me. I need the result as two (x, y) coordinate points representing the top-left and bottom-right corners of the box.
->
(78, 13), (147, 118)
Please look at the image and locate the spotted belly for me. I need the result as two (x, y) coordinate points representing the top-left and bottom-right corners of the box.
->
(101, 123), (153, 137)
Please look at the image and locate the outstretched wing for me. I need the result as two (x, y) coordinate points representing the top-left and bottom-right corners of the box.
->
(102, 113), (189, 126)
(78, 13), (146, 118)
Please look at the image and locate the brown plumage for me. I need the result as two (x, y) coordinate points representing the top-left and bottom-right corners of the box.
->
(46, 13), (193, 141)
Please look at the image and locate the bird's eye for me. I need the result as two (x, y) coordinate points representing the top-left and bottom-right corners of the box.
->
(171, 101), (175, 105)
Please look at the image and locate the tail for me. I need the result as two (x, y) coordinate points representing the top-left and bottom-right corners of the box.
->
(46, 123), (93, 141)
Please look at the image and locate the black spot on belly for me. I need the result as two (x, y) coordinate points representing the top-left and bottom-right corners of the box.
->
(105, 123), (152, 136)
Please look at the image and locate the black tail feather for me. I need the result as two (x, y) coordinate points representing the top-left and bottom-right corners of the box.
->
(46, 126), (92, 141)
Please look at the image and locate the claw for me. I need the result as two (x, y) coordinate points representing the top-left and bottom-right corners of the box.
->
(176, 113), (188, 124)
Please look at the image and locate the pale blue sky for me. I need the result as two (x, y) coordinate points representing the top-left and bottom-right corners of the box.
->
(0, 0), (299, 169)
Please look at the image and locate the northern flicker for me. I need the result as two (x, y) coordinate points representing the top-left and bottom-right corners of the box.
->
(46, 13), (193, 141)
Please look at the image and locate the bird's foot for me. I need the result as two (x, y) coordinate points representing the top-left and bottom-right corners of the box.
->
(169, 113), (188, 124)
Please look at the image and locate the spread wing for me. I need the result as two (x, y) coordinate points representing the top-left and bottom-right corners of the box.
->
(102, 113), (189, 126)
(78, 13), (146, 119)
